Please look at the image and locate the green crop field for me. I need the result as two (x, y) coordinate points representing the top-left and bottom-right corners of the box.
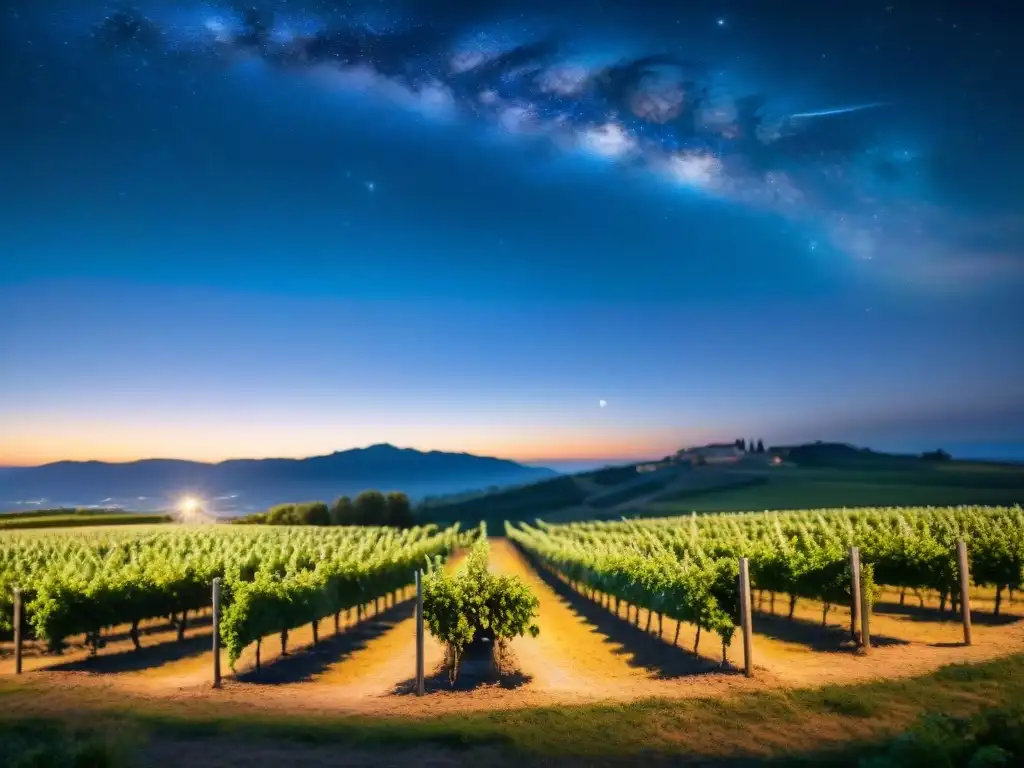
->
(646, 475), (1024, 516)
(0, 513), (174, 530)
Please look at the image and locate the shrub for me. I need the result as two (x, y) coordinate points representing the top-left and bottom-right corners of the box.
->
(329, 496), (355, 525)
(354, 491), (388, 524)
(235, 493), (413, 527)
(422, 530), (539, 684)
(860, 708), (1024, 768)
(384, 492), (414, 527)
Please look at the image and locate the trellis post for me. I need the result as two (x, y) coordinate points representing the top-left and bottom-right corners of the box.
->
(212, 577), (222, 688)
(415, 570), (425, 696)
(13, 588), (23, 675)
(850, 547), (863, 648)
(957, 540), (973, 646)
(738, 557), (753, 677)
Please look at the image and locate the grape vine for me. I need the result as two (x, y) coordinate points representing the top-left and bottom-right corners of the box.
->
(0, 525), (458, 663)
(422, 526), (540, 684)
(507, 505), (1023, 660)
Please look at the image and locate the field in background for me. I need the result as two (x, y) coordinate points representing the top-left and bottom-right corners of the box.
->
(9, 452), (1021, 533)
(0, 509), (174, 530)
(419, 458), (1024, 526)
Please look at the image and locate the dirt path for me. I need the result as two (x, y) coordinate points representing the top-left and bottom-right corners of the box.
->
(485, 537), (757, 700)
(1, 538), (1023, 718)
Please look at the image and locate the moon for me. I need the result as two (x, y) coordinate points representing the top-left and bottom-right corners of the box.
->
(599, 399), (607, 408)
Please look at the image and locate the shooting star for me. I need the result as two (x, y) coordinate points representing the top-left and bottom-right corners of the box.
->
(789, 102), (889, 119)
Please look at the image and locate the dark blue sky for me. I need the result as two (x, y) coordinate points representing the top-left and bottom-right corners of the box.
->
(1, 0), (1022, 466)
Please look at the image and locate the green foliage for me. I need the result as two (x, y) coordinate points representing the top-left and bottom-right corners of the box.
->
(354, 491), (388, 524)
(0, 507), (138, 520)
(418, 476), (587, 526)
(0, 514), (173, 530)
(0, 524), (456, 657)
(219, 524), (452, 665)
(860, 708), (1024, 768)
(589, 476), (671, 509)
(300, 502), (331, 526)
(586, 465), (642, 486)
(384, 492), (415, 527)
(329, 496), (355, 525)
(267, 504), (297, 525)
(422, 529), (539, 684)
(0, 721), (129, 768)
(329, 491), (414, 527)
(507, 505), (1024, 659)
(234, 493), (414, 527)
(257, 502), (331, 526)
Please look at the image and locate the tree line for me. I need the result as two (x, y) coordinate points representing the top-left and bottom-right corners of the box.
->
(234, 490), (415, 528)
(735, 438), (766, 453)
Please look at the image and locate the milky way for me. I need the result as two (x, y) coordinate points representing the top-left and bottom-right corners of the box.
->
(37, 3), (1018, 287)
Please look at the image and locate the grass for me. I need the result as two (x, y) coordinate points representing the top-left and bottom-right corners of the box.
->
(584, 465), (643, 486)
(0, 719), (135, 768)
(451, 459), (1024, 525)
(2, 654), (1024, 765)
(418, 475), (589, 527)
(588, 475), (671, 508)
(0, 514), (173, 530)
(646, 473), (1024, 516)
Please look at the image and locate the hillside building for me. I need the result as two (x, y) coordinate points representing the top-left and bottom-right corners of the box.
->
(675, 443), (745, 465)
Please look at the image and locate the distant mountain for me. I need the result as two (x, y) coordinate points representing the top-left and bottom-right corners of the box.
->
(0, 444), (558, 515)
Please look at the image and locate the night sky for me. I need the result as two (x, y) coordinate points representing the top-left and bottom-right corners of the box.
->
(1, 0), (1022, 468)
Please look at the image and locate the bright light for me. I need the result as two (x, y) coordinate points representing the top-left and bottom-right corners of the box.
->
(179, 496), (200, 515)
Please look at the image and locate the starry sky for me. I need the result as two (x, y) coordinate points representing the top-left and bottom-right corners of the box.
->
(1, 0), (1022, 468)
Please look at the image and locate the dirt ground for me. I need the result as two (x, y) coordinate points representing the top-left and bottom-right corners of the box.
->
(1, 538), (1022, 717)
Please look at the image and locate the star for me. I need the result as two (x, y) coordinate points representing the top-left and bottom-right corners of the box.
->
(365, 181), (375, 192)
(716, 18), (726, 27)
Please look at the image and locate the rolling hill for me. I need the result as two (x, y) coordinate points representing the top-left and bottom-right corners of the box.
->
(0, 444), (557, 515)
(416, 446), (1024, 526)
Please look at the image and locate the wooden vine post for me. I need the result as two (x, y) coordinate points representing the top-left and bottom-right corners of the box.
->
(212, 577), (222, 688)
(957, 539), (973, 646)
(860, 574), (872, 653)
(13, 587), (23, 675)
(415, 569), (425, 696)
(849, 547), (865, 650)
(738, 557), (754, 678)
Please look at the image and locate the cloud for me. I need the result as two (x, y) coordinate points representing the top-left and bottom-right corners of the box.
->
(537, 64), (591, 96)
(577, 122), (637, 160)
(664, 152), (724, 191)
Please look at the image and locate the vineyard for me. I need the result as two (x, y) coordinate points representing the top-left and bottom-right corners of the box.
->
(0, 505), (1022, 728)
(422, 531), (540, 683)
(0, 524), (459, 662)
(507, 505), (1024, 662)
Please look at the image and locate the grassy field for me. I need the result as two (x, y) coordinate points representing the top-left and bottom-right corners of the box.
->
(0, 512), (173, 530)
(416, 455), (1024, 526)
(645, 471), (1024, 516)
(2, 654), (1022, 766)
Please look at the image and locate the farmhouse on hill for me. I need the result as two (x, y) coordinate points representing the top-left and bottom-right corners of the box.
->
(675, 442), (745, 465)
